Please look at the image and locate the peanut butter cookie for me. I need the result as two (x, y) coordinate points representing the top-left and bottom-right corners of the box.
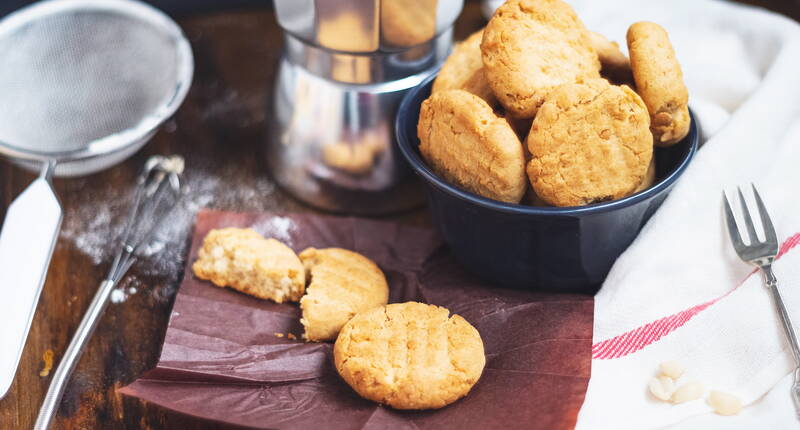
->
(192, 228), (305, 303)
(299, 247), (389, 342)
(481, 0), (600, 118)
(418, 89), (526, 203)
(334, 302), (485, 410)
(526, 79), (653, 207)
(627, 22), (690, 146)
(588, 31), (633, 86)
(433, 30), (496, 105)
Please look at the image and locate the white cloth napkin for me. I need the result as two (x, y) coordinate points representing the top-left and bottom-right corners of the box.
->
(565, 0), (800, 428)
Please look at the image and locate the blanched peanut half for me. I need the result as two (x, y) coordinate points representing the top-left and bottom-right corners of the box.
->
(649, 376), (676, 401)
(658, 360), (685, 380)
(671, 381), (705, 403)
(707, 390), (743, 415)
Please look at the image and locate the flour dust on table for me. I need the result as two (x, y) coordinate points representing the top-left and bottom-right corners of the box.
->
(59, 164), (281, 304)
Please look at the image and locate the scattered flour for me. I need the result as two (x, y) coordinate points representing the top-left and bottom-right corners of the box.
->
(59, 164), (278, 303)
(251, 216), (296, 245)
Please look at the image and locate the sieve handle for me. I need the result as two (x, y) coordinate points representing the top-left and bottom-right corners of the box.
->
(0, 162), (61, 399)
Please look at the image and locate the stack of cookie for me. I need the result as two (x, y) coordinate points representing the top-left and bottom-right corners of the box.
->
(192, 227), (486, 410)
(418, 0), (690, 207)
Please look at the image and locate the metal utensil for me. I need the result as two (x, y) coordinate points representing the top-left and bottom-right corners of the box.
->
(0, 0), (193, 398)
(34, 155), (184, 430)
(723, 185), (800, 414)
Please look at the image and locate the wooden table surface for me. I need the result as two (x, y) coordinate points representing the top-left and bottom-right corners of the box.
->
(0, 2), (796, 429)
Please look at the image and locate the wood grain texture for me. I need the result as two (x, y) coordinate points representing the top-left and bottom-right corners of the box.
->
(0, 1), (795, 428)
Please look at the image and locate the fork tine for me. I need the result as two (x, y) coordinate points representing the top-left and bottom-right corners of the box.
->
(737, 186), (759, 244)
(723, 191), (746, 252)
(751, 184), (778, 245)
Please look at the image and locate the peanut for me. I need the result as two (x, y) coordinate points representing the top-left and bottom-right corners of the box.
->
(671, 381), (705, 404)
(707, 390), (742, 416)
(648, 376), (676, 401)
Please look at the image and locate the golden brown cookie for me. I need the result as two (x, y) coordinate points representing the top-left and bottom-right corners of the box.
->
(627, 22), (690, 146)
(526, 79), (653, 207)
(481, 0), (600, 118)
(334, 302), (485, 410)
(381, 0), (437, 47)
(192, 228), (305, 303)
(588, 31), (633, 86)
(528, 153), (655, 205)
(299, 248), (389, 342)
(418, 89), (526, 203)
(433, 30), (496, 105)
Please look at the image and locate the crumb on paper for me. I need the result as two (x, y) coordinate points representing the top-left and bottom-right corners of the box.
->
(274, 333), (284, 338)
(39, 349), (54, 377)
(287, 333), (297, 340)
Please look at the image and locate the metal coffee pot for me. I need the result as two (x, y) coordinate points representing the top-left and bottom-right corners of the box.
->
(268, 0), (463, 214)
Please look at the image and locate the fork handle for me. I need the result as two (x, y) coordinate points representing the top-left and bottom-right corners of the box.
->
(763, 265), (800, 365)
(763, 265), (800, 415)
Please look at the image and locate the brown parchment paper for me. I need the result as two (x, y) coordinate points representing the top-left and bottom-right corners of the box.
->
(120, 210), (593, 430)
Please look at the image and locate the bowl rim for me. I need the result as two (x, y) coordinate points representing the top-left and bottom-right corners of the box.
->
(396, 74), (700, 216)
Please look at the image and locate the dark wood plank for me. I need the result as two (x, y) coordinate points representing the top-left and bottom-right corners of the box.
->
(0, 1), (797, 428)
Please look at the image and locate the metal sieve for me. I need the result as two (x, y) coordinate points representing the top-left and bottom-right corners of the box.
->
(0, 0), (193, 398)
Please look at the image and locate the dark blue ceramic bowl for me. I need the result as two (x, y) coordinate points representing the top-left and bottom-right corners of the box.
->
(396, 74), (699, 294)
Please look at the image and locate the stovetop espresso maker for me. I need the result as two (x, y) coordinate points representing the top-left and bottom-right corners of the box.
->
(268, 0), (463, 214)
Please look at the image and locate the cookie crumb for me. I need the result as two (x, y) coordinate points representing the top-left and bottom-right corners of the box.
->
(287, 333), (297, 340)
(39, 349), (54, 377)
(274, 333), (284, 338)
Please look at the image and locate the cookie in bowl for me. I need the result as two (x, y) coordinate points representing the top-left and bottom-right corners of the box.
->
(481, 0), (600, 118)
(588, 30), (633, 86)
(417, 89), (527, 203)
(433, 29), (496, 105)
(627, 21), (690, 146)
(526, 79), (653, 207)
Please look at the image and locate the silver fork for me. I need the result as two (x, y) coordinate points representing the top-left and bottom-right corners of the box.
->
(723, 184), (800, 414)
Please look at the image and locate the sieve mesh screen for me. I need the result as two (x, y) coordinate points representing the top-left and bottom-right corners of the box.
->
(0, 8), (181, 152)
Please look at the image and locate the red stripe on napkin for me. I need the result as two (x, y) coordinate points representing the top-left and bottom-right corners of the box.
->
(592, 232), (800, 360)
